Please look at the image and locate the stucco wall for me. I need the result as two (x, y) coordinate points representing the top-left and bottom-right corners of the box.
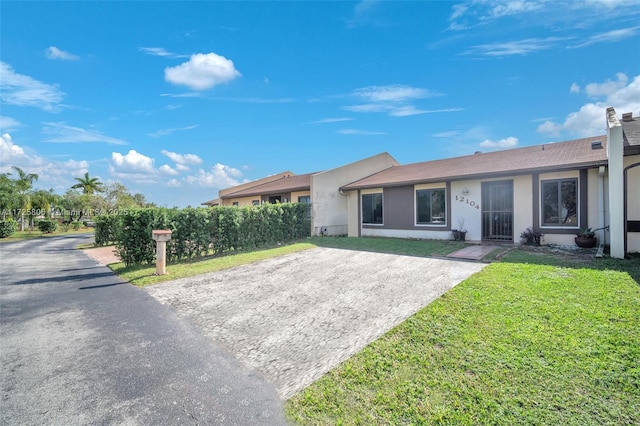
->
(312, 153), (398, 236)
(290, 190), (311, 203)
(221, 196), (260, 207)
(625, 155), (640, 253)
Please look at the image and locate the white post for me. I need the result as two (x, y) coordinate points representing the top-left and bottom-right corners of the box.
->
(151, 230), (172, 275)
(606, 107), (624, 259)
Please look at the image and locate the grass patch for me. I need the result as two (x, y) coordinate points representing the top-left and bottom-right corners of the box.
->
(109, 242), (316, 286)
(287, 260), (640, 424)
(310, 236), (467, 257)
(0, 227), (94, 242)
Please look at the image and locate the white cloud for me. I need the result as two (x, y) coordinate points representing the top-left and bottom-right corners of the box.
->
(538, 73), (640, 137)
(465, 37), (571, 57)
(479, 136), (519, 149)
(570, 83), (581, 93)
(175, 163), (190, 172)
(184, 164), (244, 188)
(159, 164), (179, 175)
(448, 1), (633, 31)
(62, 159), (89, 176)
(308, 117), (354, 124)
(139, 47), (188, 58)
(166, 178), (181, 187)
(0, 133), (90, 186)
(164, 52), (241, 90)
(165, 103), (183, 110)
(353, 85), (436, 102)
(569, 26), (640, 49)
(0, 116), (22, 131)
(584, 72), (628, 97)
(433, 130), (463, 138)
(148, 124), (198, 138)
(338, 129), (386, 135)
(42, 122), (127, 145)
(0, 133), (25, 159)
(343, 84), (453, 117)
(0, 62), (66, 111)
(111, 150), (155, 174)
(347, 0), (383, 28)
(160, 150), (203, 165)
(45, 46), (79, 60)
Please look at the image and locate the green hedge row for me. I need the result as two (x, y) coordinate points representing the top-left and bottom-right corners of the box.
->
(0, 220), (17, 238)
(94, 204), (311, 266)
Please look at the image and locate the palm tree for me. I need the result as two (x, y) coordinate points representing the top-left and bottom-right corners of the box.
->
(11, 167), (38, 231)
(72, 172), (103, 195)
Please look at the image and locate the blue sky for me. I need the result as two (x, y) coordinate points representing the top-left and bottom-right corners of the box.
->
(1, 1), (639, 207)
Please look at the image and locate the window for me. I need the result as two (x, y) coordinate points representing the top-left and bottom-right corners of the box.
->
(298, 195), (311, 204)
(416, 188), (446, 225)
(232, 202), (239, 207)
(252, 200), (260, 206)
(362, 193), (383, 224)
(542, 178), (578, 226)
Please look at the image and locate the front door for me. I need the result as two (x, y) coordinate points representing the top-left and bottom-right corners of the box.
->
(482, 180), (513, 241)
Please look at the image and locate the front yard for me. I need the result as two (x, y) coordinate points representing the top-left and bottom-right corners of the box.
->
(286, 249), (640, 425)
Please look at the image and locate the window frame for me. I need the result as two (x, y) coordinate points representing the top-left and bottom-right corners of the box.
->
(361, 192), (384, 225)
(415, 187), (447, 226)
(540, 177), (579, 228)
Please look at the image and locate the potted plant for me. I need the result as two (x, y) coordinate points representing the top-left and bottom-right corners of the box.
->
(575, 226), (607, 248)
(452, 218), (467, 241)
(520, 227), (542, 246)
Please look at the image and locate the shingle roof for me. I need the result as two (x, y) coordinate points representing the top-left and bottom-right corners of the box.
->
(222, 172), (316, 198)
(201, 198), (220, 206)
(622, 113), (640, 155)
(342, 136), (608, 190)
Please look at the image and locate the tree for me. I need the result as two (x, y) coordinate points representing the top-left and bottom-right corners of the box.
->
(11, 167), (38, 231)
(71, 172), (103, 195)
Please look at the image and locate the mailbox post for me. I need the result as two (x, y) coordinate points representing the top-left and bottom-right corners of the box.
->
(151, 230), (172, 275)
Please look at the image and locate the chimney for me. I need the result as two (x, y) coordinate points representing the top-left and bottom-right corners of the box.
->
(622, 112), (633, 122)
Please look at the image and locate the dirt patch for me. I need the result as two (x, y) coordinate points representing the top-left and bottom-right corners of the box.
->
(82, 245), (120, 265)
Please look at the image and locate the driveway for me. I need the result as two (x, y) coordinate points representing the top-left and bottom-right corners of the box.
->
(0, 235), (285, 425)
(147, 247), (486, 399)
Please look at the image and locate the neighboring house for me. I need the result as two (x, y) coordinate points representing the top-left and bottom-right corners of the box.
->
(203, 108), (639, 257)
(201, 171), (298, 207)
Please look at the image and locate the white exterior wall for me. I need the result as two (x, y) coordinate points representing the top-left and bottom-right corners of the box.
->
(625, 155), (640, 253)
(311, 153), (398, 236)
(361, 228), (452, 239)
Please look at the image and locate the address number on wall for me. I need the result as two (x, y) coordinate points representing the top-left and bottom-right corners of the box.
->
(455, 195), (480, 209)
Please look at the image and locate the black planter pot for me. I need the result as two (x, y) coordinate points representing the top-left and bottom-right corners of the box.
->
(575, 236), (597, 248)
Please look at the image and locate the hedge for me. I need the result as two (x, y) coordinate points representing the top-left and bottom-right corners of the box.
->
(37, 220), (58, 233)
(0, 220), (17, 238)
(95, 203), (310, 266)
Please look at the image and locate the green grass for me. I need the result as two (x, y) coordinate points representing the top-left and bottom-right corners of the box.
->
(0, 227), (94, 242)
(310, 236), (467, 257)
(287, 255), (640, 424)
(109, 242), (316, 286)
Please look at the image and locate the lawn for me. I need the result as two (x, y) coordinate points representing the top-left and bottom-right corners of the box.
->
(287, 249), (640, 425)
(109, 242), (317, 286)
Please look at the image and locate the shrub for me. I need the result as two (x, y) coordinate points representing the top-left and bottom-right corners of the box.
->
(38, 220), (58, 234)
(0, 220), (17, 238)
(71, 221), (83, 231)
(94, 214), (121, 246)
(520, 227), (542, 246)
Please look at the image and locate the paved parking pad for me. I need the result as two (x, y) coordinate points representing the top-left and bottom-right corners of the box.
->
(147, 247), (486, 399)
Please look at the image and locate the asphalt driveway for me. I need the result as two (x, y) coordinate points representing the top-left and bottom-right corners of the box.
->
(0, 235), (285, 425)
(147, 247), (486, 399)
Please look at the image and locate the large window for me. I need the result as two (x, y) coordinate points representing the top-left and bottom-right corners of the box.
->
(416, 188), (446, 225)
(298, 195), (311, 204)
(542, 178), (578, 226)
(362, 193), (383, 224)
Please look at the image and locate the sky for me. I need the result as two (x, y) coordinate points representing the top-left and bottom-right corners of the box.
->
(1, 1), (639, 207)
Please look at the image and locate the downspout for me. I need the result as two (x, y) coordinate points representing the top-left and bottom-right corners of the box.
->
(597, 166), (606, 257)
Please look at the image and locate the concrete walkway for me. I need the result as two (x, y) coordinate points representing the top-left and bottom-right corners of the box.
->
(147, 247), (486, 399)
(447, 244), (502, 260)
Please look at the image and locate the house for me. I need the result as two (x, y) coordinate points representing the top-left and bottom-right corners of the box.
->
(203, 108), (639, 257)
(338, 108), (639, 256)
